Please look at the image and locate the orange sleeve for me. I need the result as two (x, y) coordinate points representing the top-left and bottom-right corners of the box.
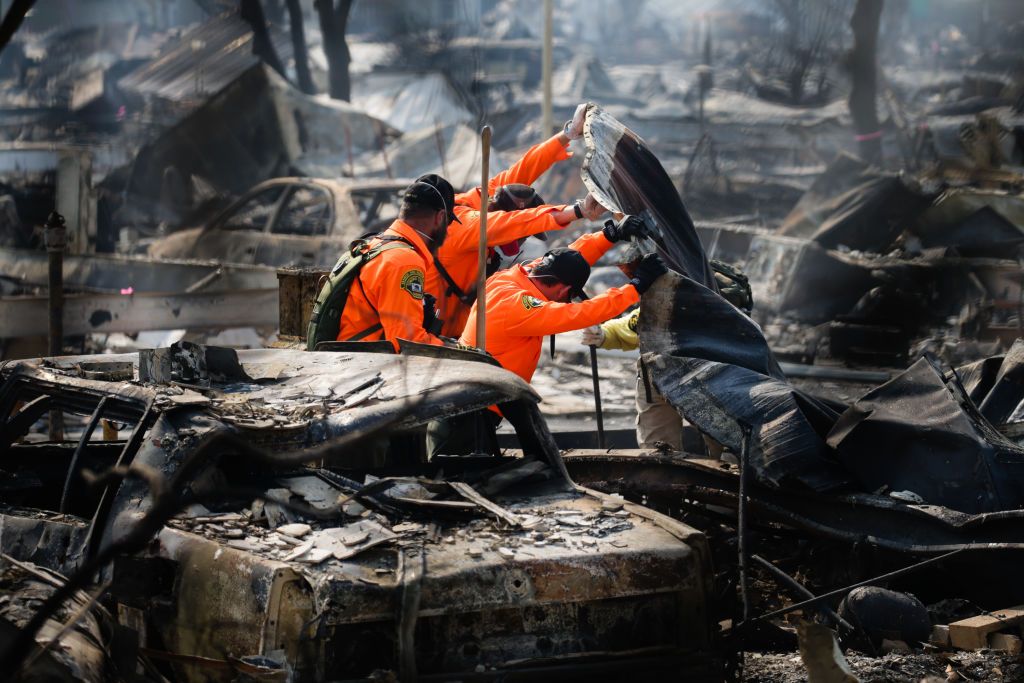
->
(567, 230), (615, 265)
(453, 134), (571, 210)
(489, 134), (571, 193)
(455, 204), (571, 250)
(364, 252), (445, 348)
(501, 285), (640, 337)
(442, 208), (481, 254)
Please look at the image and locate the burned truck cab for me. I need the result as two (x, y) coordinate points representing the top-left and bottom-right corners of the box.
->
(0, 345), (718, 681)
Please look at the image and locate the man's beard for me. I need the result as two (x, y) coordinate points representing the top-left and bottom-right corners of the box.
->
(431, 221), (449, 252)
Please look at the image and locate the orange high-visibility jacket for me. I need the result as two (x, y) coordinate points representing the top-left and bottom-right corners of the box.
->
(337, 220), (444, 350)
(453, 133), (571, 210)
(459, 231), (640, 385)
(432, 203), (571, 337)
(428, 134), (573, 337)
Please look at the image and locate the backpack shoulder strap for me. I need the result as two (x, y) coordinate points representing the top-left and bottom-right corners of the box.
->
(432, 255), (476, 306)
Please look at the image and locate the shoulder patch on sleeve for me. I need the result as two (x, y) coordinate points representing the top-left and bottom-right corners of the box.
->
(400, 269), (425, 300)
(627, 310), (639, 332)
(521, 294), (544, 310)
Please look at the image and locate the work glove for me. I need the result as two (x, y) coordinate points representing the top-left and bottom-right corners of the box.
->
(422, 293), (442, 336)
(580, 325), (606, 347)
(563, 103), (588, 140)
(579, 193), (607, 221)
(630, 253), (668, 294)
(603, 214), (647, 243)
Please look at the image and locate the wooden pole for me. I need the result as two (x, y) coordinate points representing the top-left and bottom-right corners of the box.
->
(476, 126), (492, 352)
(541, 0), (553, 136)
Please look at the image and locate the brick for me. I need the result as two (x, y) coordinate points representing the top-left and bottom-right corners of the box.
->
(988, 632), (1023, 654)
(930, 624), (950, 647)
(949, 606), (1024, 650)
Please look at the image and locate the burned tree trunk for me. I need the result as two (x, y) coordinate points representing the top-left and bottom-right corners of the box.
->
(240, 0), (287, 79)
(316, 0), (355, 102)
(848, 0), (884, 164)
(286, 0), (315, 94)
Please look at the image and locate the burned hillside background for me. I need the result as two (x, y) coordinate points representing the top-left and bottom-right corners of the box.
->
(3, 0), (1024, 682)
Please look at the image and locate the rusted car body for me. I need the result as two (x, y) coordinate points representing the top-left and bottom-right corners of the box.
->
(0, 346), (717, 680)
(147, 177), (412, 268)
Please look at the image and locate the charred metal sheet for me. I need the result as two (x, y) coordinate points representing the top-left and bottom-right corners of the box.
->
(0, 513), (89, 576)
(779, 153), (934, 252)
(966, 339), (1024, 425)
(579, 107), (847, 490)
(562, 452), (1024, 553)
(640, 272), (783, 379)
(826, 355), (1024, 514)
(0, 288), (278, 339)
(580, 103), (717, 288)
(0, 556), (107, 681)
(118, 12), (294, 104)
(124, 65), (394, 203)
(150, 528), (316, 680)
(641, 349), (848, 492)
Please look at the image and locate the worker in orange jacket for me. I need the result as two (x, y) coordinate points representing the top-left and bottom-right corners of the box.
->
(429, 105), (600, 337)
(425, 216), (667, 457)
(336, 174), (457, 350)
(459, 217), (667, 385)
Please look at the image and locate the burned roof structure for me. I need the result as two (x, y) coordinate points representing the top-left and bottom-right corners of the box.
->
(117, 64), (395, 221)
(118, 11), (295, 114)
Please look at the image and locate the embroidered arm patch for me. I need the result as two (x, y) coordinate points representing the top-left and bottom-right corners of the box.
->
(400, 269), (425, 300)
(521, 294), (544, 310)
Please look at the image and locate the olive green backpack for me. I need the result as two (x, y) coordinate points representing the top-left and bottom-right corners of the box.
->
(306, 237), (414, 350)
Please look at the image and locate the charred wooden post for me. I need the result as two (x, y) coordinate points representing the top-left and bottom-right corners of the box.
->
(541, 0), (553, 136)
(286, 0), (316, 94)
(849, 0), (885, 164)
(316, 0), (354, 101)
(240, 0), (288, 80)
(44, 210), (66, 441)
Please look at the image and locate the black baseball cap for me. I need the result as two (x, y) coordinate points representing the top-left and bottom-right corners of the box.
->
(491, 183), (547, 241)
(533, 247), (591, 299)
(404, 173), (461, 224)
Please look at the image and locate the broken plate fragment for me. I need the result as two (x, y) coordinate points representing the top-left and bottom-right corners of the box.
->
(277, 523), (312, 538)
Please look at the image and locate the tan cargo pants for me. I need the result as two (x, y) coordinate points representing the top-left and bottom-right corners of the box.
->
(635, 358), (684, 450)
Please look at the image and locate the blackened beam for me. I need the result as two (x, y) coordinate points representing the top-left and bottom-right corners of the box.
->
(0, 288), (278, 338)
(0, 247), (277, 293)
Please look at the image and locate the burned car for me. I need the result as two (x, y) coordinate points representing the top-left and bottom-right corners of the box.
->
(0, 343), (717, 681)
(147, 177), (411, 268)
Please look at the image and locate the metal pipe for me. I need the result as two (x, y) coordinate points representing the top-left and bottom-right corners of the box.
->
(541, 0), (553, 137)
(753, 548), (965, 624)
(44, 211), (66, 441)
(589, 345), (605, 448)
(750, 554), (855, 635)
(476, 125), (491, 352)
(737, 425), (751, 624)
(60, 397), (108, 513)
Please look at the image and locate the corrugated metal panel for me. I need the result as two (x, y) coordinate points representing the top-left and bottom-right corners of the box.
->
(118, 11), (294, 104)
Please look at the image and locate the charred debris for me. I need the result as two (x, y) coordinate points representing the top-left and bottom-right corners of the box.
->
(2, 1), (1024, 682)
